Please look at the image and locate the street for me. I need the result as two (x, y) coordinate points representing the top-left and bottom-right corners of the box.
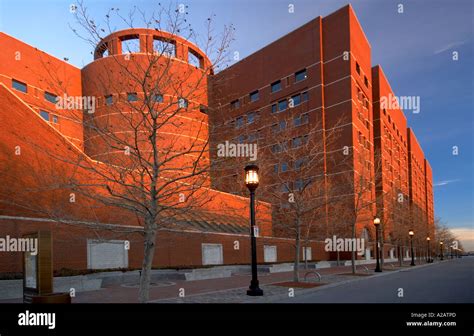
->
(277, 257), (474, 303)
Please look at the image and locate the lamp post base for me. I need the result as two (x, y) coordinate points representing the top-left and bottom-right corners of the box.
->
(247, 288), (264, 296)
(247, 280), (263, 296)
(375, 267), (382, 272)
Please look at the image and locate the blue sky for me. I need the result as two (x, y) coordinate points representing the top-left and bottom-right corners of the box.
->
(0, 0), (472, 246)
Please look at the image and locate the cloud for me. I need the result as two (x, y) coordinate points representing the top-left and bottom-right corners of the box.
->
(450, 227), (474, 251)
(433, 179), (460, 187)
(433, 40), (467, 55)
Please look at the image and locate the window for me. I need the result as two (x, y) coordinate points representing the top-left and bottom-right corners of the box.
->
(44, 92), (57, 104)
(199, 105), (208, 114)
(52, 115), (58, 123)
(280, 183), (290, 193)
(39, 110), (50, 121)
(294, 179), (305, 191)
(292, 135), (307, 148)
(302, 91), (309, 102)
(231, 100), (240, 110)
(290, 94), (301, 107)
(295, 69), (307, 82)
(278, 99), (287, 111)
(271, 80), (281, 93)
(294, 158), (305, 170)
(281, 162), (288, 172)
(383, 108), (386, 115)
(178, 98), (188, 109)
(364, 76), (369, 87)
(188, 49), (203, 68)
(237, 135), (245, 143)
(12, 79), (27, 93)
(121, 35), (140, 54)
(271, 144), (281, 153)
(274, 164), (279, 173)
(105, 95), (113, 105)
(247, 112), (256, 124)
(236, 116), (244, 129)
(153, 38), (176, 57)
(271, 104), (277, 114)
(248, 133), (257, 142)
(249, 90), (259, 102)
(127, 93), (138, 102)
(294, 113), (308, 127)
(153, 94), (164, 103)
(356, 62), (360, 75)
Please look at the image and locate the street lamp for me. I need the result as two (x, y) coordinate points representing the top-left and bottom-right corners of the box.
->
(244, 164), (263, 296)
(426, 237), (431, 263)
(440, 241), (444, 260)
(409, 229), (415, 266)
(373, 217), (382, 272)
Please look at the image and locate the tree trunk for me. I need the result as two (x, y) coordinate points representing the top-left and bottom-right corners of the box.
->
(336, 250), (340, 266)
(293, 220), (301, 282)
(138, 223), (157, 303)
(398, 245), (402, 267)
(351, 223), (356, 274)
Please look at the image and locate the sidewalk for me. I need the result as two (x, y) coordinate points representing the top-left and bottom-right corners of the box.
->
(0, 260), (442, 303)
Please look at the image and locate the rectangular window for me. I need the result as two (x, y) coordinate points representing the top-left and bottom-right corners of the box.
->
(52, 115), (58, 123)
(231, 99), (240, 110)
(294, 158), (305, 170)
(356, 62), (360, 75)
(249, 90), (259, 102)
(236, 116), (244, 129)
(127, 93), (138, 102)
(271, 80), (281, 93)
(12, 79), (27, 93)
(271, 104), (277, 114)
(291, 94), (301, 107)
(199, 105), (208, 114)
(105, 95), (113, 105)
(281, 162), (288, 172)
(247, 112), (255, 124)
(295, 179), (305, 191)
(302, 91), (309, 102)
(237, 135), (245, 143)
(178, 97), (188, 109)
(364, 76), (369, 87)
(271, 144), (282, 153)
(153, 94), (164, 102)
(295, 69), (307, 82)
(294, 113), (309, 127)
(278, 99), (287, 111)
(44, 92), (57, 104)
(273, 164), (279, 173)
(39, 110), (50, 121)
(153, 38), (176, 57)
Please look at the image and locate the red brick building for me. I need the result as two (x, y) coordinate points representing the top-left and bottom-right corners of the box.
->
(0, 4), (434, 274)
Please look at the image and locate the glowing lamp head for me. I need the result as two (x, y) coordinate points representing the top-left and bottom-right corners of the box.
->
(408, 229), (414, 237)
(426, 237), (431, 241)
(244, 164), (259, 190)
(440, 241), (444, 246)
(373, 217), (381, 226)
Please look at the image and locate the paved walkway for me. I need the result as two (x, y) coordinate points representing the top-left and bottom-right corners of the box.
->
(0, 259), (450, 303)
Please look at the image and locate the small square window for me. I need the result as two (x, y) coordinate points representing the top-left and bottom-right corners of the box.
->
(12, 79), (27, 93)
(250, 90), (259, 102)
(271, 80), (281, 93)
(278, 100), (287, 111)
(105, 95), (113, 105)
(274, 164), (279, 173)
(302, 91), (309, 102)
(44, 92), (58, 104)
(281, 162), (288, 172)
(153, 94), (163, 102)
(231, 100), (240, 110)
(236, 116), (244, 129)
(127, 93), (138, 102)
(178, 97), (188, 108)
(52, 115), (58, 123)
(271, 104), (277, 113)
(247, 112), (255, 124)
(199, 105), (208, 114)
(290, 94), (301, 107)
(39, 110), (50, 121)
(364, 76), (369, 87)
(295, 69), (307, 82)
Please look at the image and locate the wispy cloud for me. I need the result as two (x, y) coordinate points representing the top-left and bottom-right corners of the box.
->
(433, 179), (461, 187)
(434, 40), (467, 55)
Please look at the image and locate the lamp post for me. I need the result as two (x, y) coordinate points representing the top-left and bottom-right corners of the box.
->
(409, 229), (415, 266)
(244, 164), (263, 296)
(440, 241), (444, 260)
(373, 217), (382, 272)
(426, 237), (431, 263)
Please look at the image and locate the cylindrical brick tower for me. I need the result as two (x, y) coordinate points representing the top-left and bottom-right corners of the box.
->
(81, 28), (212, 184)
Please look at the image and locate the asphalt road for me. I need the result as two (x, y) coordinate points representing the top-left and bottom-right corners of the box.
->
(277, 257), (474, 303)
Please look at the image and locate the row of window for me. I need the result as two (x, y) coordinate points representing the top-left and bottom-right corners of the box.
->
(271, 135), (309, 153)
(382, 109), (407, 147)
(279, 178), (311, 192)
(230, 68), (308, 109)
(273, 158), (306, 173)
(272, 91), (309, 113)
(355, 62), (369, 88)
(39, 110), (59, 124)
(12, 79), (58, 104)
